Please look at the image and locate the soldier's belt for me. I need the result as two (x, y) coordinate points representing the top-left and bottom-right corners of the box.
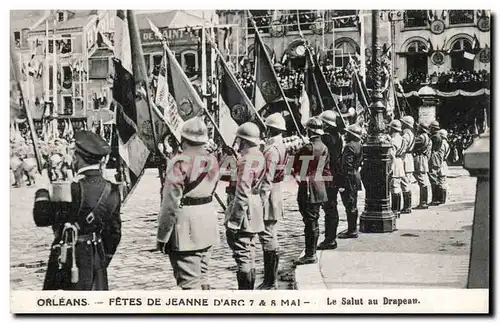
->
(181, 196), (213, 206)
(76, 232), (102, 245)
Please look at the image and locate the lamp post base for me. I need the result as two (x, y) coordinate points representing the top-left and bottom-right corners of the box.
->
(359, 212), (396, 233)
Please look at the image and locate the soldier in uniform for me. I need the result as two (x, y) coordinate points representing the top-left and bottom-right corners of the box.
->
(293, 117), (329, 265)
(258, 113), (288, 290)
(400, 116), (416, 214)
(388, 120), (406, 218)
(428, 121), (443, 206)
(318, 110), (343, 250)
(336, 125), (363, 239)
(413, 122), (432, 209)
(33, 130), (121, 290)
(157, 117), (220, 290)
(225, 122), (265, 289)
(437, 129), (450, 205)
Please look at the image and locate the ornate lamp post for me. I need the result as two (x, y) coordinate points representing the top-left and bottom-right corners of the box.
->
(359, 10), (396, 233)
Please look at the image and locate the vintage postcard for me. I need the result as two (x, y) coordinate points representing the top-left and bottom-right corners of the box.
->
(9, 9), (490, 314)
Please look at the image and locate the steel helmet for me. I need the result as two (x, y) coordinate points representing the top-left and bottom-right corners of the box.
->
(401, 116), (415, 129)
(429, 120), (440, 131)
(265, 113), (286, 131)
(180, 116), (209, 143)
(438, 129), (448, 139)
(319, 110), (338, 128)
(418, 121), (430, 133)
(305, 117), (324, 135)
(236, 122), (261, 145)
(389, 120), (402, 132)
(345, 124), (363, 140)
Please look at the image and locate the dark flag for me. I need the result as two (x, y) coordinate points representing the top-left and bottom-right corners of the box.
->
(112, 10), (151, 202)
(218, 48), (265, 128)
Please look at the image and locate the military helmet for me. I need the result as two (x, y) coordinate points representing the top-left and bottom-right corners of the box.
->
(346, 124), (363, 140)
(236, 122), (261, 145)
(319, 110), (338, 128)
(401, 116), (415, 129)
(389, 120), (402, 132)
(305, 117), (324, 136)
(418, 121), (430, 133)
(265, 113), (286, 131)
(180, 116), (209, 143)
(438, 129), (448, 139)
(429, 120), (440, 131)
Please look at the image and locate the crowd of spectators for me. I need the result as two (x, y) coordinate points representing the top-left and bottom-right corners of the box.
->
(402, 69), (491, 87)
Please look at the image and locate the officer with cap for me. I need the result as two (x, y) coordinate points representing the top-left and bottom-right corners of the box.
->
(225, 122), (265, 289)
(33, 130), (121, 290)
(157, 117), (220, 290)
(293, 117), (329, 265)
(413, 121), (433, 209)
(428, 121), (443, 205)
(318, 110), (343, 250)
(337, 124), (363, 239)
(400, 116), (416, 214)
(388, 120), (406, 218)
(258, 113), (288, 289)
(436, 129), (450, 205)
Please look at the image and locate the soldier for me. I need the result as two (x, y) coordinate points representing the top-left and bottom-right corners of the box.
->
(337, 124), (363, 239)
(400, 116), (416, 214)
(318, 110), (343, 250)
(33, 130), (121, 290)
(293, 117), (329, 265)
(257, 113), (288, 290)
(428, 121), (443, 206)
(388, 120), (406, 218)
(437, 129), (450, 205)
(413, 122), (432, 209)
(157, 117), (220, 290)
(225, 122), (265, 289)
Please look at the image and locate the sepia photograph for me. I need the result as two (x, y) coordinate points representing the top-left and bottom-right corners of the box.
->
(9, 8), (490, 314)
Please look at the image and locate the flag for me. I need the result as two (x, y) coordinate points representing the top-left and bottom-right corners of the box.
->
(299, 86), (310, 126)
(112, 10), (152, 201)
(424, 37), (434, 53)
(67, 118), (74, 138)
(472, 34), (480, 53)
(218, 50), (265, 128)
(251, 18), (301, 134)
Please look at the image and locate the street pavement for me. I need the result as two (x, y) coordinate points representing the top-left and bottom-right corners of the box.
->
(295, 166), (477, 289)
(10, 166), (474, 290)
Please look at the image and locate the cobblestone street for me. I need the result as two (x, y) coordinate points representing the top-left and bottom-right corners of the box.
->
(10, 167), (475, 291)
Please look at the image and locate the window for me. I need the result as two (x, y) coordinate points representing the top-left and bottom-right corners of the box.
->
(404, 10), (428, 28)
(405, 40), (428, 82)
(334, 41), (358, 67)
(450, 38), (474, 71)
(62, 96), (73, 115)
(89, 58), (109, 79)
(449, 10), (474, 25)
(247, 10), (271, 34)
(181, 51), (198, 77)
(62, 66), (73, 90)
(14, 31), (21, 48)
(58, 11), (65, 22)
(143, 54), (150, 73)
(60, 34), (72, 54)
(49, 66), (53, 90)
(152, 54), (163, 76)
(331, 10), (357, 28)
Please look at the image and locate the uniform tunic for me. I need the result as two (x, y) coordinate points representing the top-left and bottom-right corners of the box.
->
(225, 146), (265, 273)
(259, 135), (288, 251)
(390, 133), (406, 194)
(438, 138), (450, 188)
(157, 145), (220, 289)
(33, 166), (122, 290)
(413, 132), (432, 187)
(337, 139), (363, 214)
(429, 132), (444, 187)
(401, 129), (415, 192)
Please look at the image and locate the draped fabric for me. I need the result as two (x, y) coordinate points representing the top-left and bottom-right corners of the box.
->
(396, 88), (490, 98)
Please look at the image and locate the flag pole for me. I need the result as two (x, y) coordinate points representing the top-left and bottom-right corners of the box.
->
(11, 39), (43, 173)
(247, 10), (303, 137)
(205, 34), (266, 130)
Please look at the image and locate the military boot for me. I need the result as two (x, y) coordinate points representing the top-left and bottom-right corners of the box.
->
(440, 188), (447, 205)
(236, 270), (254, 290)
(257, 251), (278, 290)
(318, 208), (339, 250)
(401, 191), (412, 214)
(429, 185), (441, 206)
(414, 186), (429, 209)
(201, 284), (211, 290)
(391, 193), (401, 218)
(295, 223), (319, 265)
(250, 268), (256, 290)
(338, 210), (359, 239)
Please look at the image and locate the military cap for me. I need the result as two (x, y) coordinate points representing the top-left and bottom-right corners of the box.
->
(306, 117), (324, 135)
(389, 120), (402, 132)
(401, 116), (415, 129)
(181, 116), (209, 143)
(346, 124), (363, 140)
(74, 130), (111, 161)
(429, 120), (440, 130)
(265, 113), (286, 131)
